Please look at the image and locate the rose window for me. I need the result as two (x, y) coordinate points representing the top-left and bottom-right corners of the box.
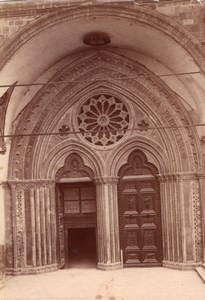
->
(78, 94), (129, 146)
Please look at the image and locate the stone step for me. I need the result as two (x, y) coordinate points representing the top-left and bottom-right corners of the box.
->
(195, 266), (205, 283)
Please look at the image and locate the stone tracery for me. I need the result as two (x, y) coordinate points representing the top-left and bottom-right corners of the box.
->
(78, 94), (129, 146)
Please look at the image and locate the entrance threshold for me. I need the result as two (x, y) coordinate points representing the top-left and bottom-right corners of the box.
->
(66, 227), (97, 269)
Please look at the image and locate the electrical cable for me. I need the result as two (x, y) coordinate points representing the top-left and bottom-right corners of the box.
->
(1, 122), (205, 139)
(0, 71), (201, 88)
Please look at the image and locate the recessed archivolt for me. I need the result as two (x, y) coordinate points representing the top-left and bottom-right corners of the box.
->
(108, 135), (169, 176)
(8, 50), (203, 180)
(39, 139), (104, 179)
(1, 4), (205, 72)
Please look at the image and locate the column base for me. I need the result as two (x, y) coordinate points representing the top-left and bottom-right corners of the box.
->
(0, 245), (5, 289)
(97, 262), (122, 271)
(6, 263), (58, 276)
(163, 260), (202, 270)
(0, 267), (5, 290)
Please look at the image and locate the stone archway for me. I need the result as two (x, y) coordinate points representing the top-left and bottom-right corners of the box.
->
(55, 153), (97, 269)
(110, 136), (203, 269)
(118, 150), (163, 267)
(3, 35), (205, 275)
(5, 49), (204, 273)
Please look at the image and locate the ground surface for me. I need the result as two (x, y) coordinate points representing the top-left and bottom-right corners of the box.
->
(1, 267), (205, 300)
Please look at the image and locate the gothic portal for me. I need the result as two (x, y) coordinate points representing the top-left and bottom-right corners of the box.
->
(0, 2), (205, 278)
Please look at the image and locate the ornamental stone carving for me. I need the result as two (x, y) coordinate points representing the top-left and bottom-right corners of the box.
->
(78, 94), (129, 146)
(9, 51), (202, 180)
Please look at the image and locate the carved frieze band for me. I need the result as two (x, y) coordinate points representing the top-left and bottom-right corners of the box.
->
(7, 180), (55, 190)
(158, 173), (205, 182)
(14, 189), (25, 268)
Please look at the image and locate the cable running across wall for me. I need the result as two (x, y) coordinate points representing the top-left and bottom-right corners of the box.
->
(0, 71), (201, 88)
(2, 123), (205, 139)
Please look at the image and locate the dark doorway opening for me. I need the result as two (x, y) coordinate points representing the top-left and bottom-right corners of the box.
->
(67, 227), (97, 268)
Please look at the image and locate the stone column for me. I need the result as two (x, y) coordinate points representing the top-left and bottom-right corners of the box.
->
(7, 180), (58, 275)
(95, 177), (121, 270)
(159, 173), (202, 270)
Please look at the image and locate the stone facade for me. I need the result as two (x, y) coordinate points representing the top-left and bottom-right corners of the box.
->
(1, 0), (205, 286)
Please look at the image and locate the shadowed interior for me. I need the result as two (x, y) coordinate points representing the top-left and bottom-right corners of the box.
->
(67, 228), (97, 268)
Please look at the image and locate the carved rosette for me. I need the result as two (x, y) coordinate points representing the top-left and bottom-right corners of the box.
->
(78, 94), (129, 146)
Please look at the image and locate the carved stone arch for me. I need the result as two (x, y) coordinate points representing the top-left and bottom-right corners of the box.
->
(108, 135), (169, 177)
(118, 150), (159, 179)
(38, 139), (104, 179)
(56, 152), (94, 181)
(1, 4), (205, 73)
(8, 50), (203, 180)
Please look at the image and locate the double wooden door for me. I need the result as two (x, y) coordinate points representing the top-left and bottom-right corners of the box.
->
(118, 152), (163, 267)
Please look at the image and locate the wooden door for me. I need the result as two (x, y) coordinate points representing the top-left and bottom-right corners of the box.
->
(62, 182), (97, 228)
(118, 151), (163, 267)
(57, 182), (97, 267)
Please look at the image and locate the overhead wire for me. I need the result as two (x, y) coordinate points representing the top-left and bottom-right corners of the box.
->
(1, 122), (205, 139)
(0, 71), (201, 88)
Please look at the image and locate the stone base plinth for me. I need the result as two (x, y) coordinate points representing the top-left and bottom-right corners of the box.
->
(6, 264), (58, 276)
(163, 261), (202, 270)
(98, 262), (122, 271)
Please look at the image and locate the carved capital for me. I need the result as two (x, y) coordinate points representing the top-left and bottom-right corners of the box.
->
(158, 172), (198, 182)
(196, 173), (205, 180)
(1, 181), (10, 190)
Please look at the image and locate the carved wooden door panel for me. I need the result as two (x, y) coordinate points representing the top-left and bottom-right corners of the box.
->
(118, 151), (163, 267)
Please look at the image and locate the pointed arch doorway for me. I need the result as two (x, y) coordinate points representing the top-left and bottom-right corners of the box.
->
(56, 153), (97, 269)
(118, 150), (163, 267)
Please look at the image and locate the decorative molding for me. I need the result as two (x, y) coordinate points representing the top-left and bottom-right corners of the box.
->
(98, 262), (121, 271)
(163, 260), (202, 270)
(0, 82), (17, 154)
(0, 4), (205, 74)
(158, 173), (200, 182)
(94, 176), (119, 185)
(8, 180), (55, 190)
(8, 50), (202, 180)
(6, 264), (58, 276)
(119, 149), (159, 178)
(192, 180), (202, 261)
(56, 153), (94, 181)
(14, 189), (25, 268)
